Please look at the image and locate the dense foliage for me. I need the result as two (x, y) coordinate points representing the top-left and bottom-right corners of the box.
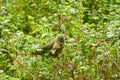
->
(0, 0), (120, 80)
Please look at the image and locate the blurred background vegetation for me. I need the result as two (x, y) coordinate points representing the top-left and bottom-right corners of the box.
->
(0, 0), (120, 80)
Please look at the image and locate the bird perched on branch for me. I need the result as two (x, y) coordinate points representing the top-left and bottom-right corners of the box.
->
(32, 34), (65, 58)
